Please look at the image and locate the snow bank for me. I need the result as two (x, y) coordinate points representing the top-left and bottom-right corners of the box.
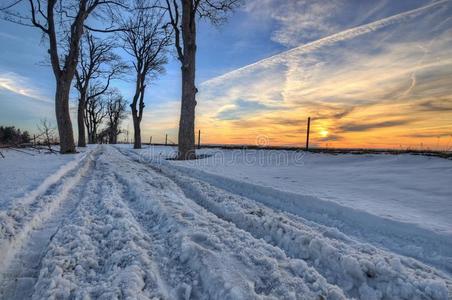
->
(134, 152), (450, 300)
(0, 148), (94, 278)
(130, 145), (452, 235)
(128, 145), (452, 274)
(173, 162), (452, 274)
(106, 146), (348, 299)
(0, 147), (89, 208)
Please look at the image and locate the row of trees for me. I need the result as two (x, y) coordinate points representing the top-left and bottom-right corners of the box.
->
(84, 88), (128, 144)
(0, 126), (31, 145)
(1, 0), (241, 159)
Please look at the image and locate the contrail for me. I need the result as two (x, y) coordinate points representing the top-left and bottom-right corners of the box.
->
(202, 0), (449, 87)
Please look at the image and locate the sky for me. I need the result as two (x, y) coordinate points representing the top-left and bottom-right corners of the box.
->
(1, 0), (452, 150)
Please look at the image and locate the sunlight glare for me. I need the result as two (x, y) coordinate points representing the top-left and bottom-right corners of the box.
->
(320, 129), (329, 138)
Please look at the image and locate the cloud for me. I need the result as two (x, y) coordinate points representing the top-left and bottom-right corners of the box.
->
(0, 89), (54, 131)
(203, 0), (449, 87)
(332, 108), (355, 119)
(0, 72), (52, 104)
(140, 0), (452, 149)
(267, 118), (304, 127)
(243, 0), (427, 48)
(0, 31), (22, 42)
(318, 134), (343, 142)
(416, 99), (452, 111)
(313, 107), (355, 121)
(245, 0), (343, 47)
(216, 99), (282, 120)
(401, 132), (452, 138)
(338, 119), (414, 132)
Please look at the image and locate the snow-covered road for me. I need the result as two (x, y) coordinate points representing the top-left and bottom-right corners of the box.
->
(0, 145), (451, 299)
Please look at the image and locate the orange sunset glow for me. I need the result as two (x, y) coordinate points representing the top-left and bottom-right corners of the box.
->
(139, 0), (452, 150)
(1, 1), (451, 151)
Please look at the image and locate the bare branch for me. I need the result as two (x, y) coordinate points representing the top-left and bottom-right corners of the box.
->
(118, 0), (170, 148)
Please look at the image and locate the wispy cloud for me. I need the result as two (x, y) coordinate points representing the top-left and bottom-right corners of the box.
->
(216, 99), (283, 120)
(338, 119), (414, 133)
(0, 72), (52, 104)
(188, 0), (452, 148)
(415, 99), (452, 111)
(0, 31), (22, 42)
(204, 0), (449, 87)
(91, 0), (451, 149)
(245, 0), (344, 47)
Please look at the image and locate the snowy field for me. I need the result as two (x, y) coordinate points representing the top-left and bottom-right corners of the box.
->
(0, 144), (451, 299)
(144, 146), (452, 235)
(0, 147), (89, 209)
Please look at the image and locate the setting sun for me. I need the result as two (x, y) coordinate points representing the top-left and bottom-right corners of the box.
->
(320, 129), (329, 138)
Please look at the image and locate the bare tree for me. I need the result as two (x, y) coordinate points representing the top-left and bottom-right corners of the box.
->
(84, 85), (108, 144)
(105, 89), (128, 144)
(1, 0), (127, 153)
(37, 119), (56, 152)
(163, 0), (241, 159)
(119, 2), (170, 149)
(75, 32), (126, 147)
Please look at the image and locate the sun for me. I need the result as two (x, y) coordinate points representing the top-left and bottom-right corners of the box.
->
(319, 129), (329, 138)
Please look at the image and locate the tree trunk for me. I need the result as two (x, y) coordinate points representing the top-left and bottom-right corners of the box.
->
(113, 126), (118, 144)
(87, 125), (92, 144)
(77, 93), (86, 147)
(48, 7), (85, 154)
(132, 110), (141, 149)
(55, 80), (76, 153)
(87, 125), (94, 144)
(178, 0), (197, 160)
(131, 72), (144, 149)
(93, 123), (97, 144)
(110, 124), (118, 144)
(108, 130), (113, 144)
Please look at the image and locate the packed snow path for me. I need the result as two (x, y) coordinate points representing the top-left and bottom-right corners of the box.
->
(0, 145), (451, 299)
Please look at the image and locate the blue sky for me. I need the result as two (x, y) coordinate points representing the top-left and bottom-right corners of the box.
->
(1, 0), (451, 149)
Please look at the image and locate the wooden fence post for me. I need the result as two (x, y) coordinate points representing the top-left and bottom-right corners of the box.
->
(198, 130), (201, 149)
(165, 134), (168, 146)
(306, 117), (311, 151)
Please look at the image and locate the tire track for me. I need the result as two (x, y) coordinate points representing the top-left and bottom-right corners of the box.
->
(170, 160), (452, 274)
(0, 147), (98, 297)
(110, 146), (347, 299)
(119, 147), (451, 300)
(32, 147), (168, 299)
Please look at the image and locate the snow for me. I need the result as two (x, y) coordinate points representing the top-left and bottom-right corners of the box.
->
(132, 146), (452, 274)
(0, 147), (93, 286)
(0, 144), (451, 299)
(122, 147), (451, 299)
(0, 147), (87, 208)
(155, 146), (452, 235)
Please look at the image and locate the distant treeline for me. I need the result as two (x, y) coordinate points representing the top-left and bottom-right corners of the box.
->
(0, 126), (31, 145)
